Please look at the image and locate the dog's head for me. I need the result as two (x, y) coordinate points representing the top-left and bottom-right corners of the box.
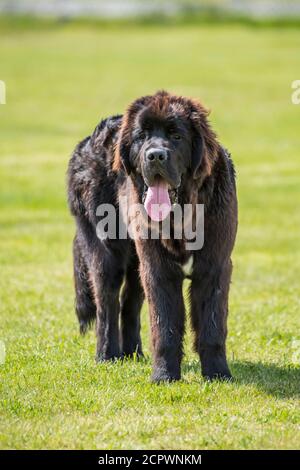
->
(114, 91), (219, 221)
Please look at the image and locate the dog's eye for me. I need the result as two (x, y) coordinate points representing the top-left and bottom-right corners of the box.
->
(172, 133), (182, 141)
(139, 131), (147, 140)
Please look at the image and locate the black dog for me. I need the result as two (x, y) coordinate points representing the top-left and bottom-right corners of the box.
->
(67, 91), (237, 382)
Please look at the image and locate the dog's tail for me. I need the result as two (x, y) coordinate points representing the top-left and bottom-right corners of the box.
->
(73, 236), (96, 334)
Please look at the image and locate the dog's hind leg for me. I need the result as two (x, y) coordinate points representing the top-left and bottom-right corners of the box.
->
(90, 243), (126, 362)
(120, 253), (144, 358)
(73, 235), (96, 335)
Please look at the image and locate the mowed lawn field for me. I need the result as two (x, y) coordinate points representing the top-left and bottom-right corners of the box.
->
(0, 18), (300, 450)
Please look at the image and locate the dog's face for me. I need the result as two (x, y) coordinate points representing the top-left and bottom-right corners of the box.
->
(114, 91), (219, 221)
(129, 106), (192, 189)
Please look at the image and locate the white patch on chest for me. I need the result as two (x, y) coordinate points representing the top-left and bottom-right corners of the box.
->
(182, 255), (194, 277)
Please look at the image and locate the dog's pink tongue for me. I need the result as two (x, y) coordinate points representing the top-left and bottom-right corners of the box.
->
(144, 182), (171, 222)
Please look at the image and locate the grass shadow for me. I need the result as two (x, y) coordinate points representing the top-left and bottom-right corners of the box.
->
(182, 360), (300, 398)
(232, 360), (300, 399)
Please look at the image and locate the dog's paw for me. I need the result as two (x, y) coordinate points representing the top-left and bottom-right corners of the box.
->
(202, 369), (233, 382)
(121, 351), (144, 361)
(151, 367), (181, 384)
(95, 352), (122, 363)
(200, 351), (233, 382)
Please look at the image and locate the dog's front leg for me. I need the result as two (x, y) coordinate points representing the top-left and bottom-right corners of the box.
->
(136, 240), (185, 383)
(190, 259), (233, 381)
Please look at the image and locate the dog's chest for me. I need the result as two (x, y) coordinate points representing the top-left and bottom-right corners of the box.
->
(182, 255), (194, 277)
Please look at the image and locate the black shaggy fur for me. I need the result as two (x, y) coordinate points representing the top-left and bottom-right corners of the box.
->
(68, 115), (144, 358)
(67, 91), (238, 382)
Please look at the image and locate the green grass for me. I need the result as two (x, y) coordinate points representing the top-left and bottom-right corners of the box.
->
(0, 18), (300, 450)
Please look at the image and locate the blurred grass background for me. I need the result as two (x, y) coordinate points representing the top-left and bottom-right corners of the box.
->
(0, 4), (300, 449)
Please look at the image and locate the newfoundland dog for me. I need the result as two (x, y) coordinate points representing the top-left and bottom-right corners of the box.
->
(67, 91), (237, 382)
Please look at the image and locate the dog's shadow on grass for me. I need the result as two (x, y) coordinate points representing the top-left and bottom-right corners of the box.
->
(182, 360), (300, 399)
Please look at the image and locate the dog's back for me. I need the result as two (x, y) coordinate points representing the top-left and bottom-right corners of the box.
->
(67, 114), (122, 223)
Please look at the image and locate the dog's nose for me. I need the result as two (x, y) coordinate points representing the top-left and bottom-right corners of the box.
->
(146, 148), (168, 163)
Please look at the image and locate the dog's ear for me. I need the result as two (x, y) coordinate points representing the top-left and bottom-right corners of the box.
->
(189, 101), (219, 181)
(113, 95), (151, 174)
(190, 120), (205, 179)
(113, 125), (132, 174)
(113, 117), (132, 174)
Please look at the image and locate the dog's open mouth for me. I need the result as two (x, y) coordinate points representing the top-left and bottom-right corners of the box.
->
(143, 177), (178, 222)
